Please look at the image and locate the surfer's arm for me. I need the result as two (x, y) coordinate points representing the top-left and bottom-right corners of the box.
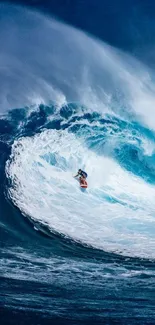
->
(73, 173), (79, 178)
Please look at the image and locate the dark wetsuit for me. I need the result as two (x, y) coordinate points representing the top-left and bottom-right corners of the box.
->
(79, 170), (88, 178)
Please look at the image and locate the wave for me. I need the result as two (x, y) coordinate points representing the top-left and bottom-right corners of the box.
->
(1, 4), (155, 260)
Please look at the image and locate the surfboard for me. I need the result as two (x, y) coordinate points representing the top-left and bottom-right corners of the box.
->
(73, 175), (88, 189)
(80, 179), (88, 189)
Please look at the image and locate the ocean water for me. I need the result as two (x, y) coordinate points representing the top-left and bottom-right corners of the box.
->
(0, 1), (155, 324)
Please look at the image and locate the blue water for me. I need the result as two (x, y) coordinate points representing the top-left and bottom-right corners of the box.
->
(1, 1), (155, 324)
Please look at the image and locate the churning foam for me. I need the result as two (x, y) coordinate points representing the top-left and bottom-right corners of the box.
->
(6, 129), (155, 259)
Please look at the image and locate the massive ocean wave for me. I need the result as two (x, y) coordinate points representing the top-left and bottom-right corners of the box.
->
(1, 3), (155, 324)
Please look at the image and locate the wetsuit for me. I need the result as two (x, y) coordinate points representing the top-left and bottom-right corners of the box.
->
(79, 170), (88, 178)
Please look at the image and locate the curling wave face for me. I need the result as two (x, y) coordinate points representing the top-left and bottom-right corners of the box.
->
(5, 104), (155, 259)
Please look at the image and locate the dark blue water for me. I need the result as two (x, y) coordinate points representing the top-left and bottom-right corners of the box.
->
(0, 1), (155, 324)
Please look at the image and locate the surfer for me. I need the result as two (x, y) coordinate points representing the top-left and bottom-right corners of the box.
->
(74, 169), (88, 189)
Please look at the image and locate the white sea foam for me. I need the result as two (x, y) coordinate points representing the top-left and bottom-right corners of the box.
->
(6, 129), (155, 258)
